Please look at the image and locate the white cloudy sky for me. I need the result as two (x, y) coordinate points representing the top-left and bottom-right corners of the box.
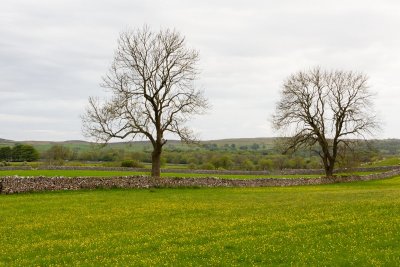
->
(1, 0), (400, 141)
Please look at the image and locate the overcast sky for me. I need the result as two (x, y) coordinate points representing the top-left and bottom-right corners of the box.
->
(1, 0), (400, 141)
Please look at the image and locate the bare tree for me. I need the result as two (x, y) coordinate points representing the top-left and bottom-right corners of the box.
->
(272, 67), (379, 177)
(82, 26), (208, 177)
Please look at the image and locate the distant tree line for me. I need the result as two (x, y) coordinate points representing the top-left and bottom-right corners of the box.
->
(0, 144), (39, 162)
(0, 139), (382, 170)
(35, 141), (378, 171)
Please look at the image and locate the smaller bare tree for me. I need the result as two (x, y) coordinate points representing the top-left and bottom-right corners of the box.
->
(272, 67), (379, 177)
(82, 26), (208, 177)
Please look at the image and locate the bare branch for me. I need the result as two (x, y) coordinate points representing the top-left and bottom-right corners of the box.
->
(272, 67), (380, 176)
(82, 26), (209, 177)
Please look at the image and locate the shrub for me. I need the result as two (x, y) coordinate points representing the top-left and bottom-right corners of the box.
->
(200, 162), (215, 170)
(29, 162), (41, 169)
(242, 159), (256, 171)
(121, 160), (144, 168)
(188, 163), (197, 170)
(257, 158), (274, 171)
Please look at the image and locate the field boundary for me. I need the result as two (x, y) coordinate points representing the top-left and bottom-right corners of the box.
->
(1, 169), (400, 194)
(0, 165), (398, 175)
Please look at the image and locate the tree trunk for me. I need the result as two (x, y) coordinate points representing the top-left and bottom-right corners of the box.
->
(324, 159), (335, 177)
(151, 146), (162, 177)
(325, 165), (334, 177)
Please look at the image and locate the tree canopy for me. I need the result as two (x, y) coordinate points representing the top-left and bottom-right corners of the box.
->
(272, 67), (379, 176)
(0, 144), (39, 162)
(82, 26), (208, 177)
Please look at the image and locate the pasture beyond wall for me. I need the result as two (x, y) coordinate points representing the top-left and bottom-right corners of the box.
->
(1, 168), (400, 194)
(0, 165), (398, 175)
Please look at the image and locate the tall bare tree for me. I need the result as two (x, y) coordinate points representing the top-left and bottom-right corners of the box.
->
(272, 67), (379, 177)
(82, 26), (208, 177)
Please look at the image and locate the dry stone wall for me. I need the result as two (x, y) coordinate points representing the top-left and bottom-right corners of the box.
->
(1, 169), (400, 194)
(0, 166), (32, 171)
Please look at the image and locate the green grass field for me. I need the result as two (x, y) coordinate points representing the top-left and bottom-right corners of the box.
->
(364, 157), (400, 167)
(1, 176), (400, 266)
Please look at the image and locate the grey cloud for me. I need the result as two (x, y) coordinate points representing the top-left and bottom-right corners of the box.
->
(1, 0), (400, 140)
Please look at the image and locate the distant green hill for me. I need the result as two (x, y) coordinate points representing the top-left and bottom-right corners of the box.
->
(205, 137), (276, 145)
(0, 138), (12, 144)
(0, 137), (275, 153)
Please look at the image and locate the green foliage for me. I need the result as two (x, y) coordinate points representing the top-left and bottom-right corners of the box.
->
(13, 144), (39, 162)
(286, 157), (306, 169)
(120, 159), (144, 168)
(43, 145), (71, 165)
(250, 143), (260, 150)
(0, 146), (12, 161)
(257, 158), (274, 171)
(77, 148), (127, 162)
(3, 138), (400, 170)
(200, 162), (215, 170)
(242, 159), (256, 171)
(0, 144), (39, 162)
(160, 157), (167, 167)
(210, 155), (234, 170)
(0, 161), (10, 167)
(1, 177), (400, 265)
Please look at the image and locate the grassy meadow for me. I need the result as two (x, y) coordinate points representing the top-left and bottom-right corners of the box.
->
(1, 176), (400, 266)
(364, 157), (400, 167)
